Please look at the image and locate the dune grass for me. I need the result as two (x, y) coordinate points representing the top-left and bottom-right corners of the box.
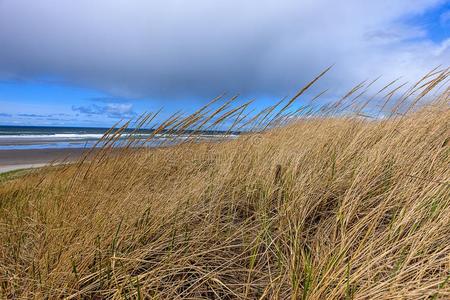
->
(0, 168), (33, 183)
(0, 68), (449, 299)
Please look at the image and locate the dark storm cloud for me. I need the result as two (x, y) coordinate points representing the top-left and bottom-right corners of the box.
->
(0, 0), (448, 101)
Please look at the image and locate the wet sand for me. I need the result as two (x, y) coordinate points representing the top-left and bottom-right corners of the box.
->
(0, 148), (88, 173)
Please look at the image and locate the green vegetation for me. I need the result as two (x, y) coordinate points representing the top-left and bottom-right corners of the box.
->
(0, 168), (32, 183)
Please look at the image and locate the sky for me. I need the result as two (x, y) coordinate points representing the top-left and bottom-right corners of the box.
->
(0, 0), (449, 127)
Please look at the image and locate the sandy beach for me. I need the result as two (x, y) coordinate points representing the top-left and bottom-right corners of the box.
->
(0, 148), (88, 173)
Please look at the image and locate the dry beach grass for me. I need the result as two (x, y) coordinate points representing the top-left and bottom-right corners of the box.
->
(0, 68), (449, 299)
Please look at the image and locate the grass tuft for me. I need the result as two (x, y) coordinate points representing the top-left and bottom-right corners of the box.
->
(0, 69), (449, 299)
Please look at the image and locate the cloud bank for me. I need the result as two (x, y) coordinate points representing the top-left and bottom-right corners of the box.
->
(0, 0), (449, 101)
(72, 103), (136, 119)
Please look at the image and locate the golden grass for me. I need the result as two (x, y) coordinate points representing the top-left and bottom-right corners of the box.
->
(0, 69), (449, 299)
(0, 169), (33, 183)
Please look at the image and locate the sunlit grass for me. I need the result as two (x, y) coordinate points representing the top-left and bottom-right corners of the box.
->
(0, 68), (449, 299)
(0, 169), (32, 183)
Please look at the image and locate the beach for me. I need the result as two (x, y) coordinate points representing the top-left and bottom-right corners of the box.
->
(0, 126), (108, 173)
(0, 148), (88, 173)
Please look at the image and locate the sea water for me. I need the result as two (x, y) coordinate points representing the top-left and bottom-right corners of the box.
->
(0, 126), (237, 150)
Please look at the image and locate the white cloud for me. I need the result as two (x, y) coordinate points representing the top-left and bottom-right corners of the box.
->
(440, 10), (450, 26)
(72, 103), (135, 118)
(105, 103), (134, 115)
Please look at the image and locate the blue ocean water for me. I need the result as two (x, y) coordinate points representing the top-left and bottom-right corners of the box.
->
(0, 125), (111, 136)
(0, 126), (237, 150)
(0, 126), (145, 150)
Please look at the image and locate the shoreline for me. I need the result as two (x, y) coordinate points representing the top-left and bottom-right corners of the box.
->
(0, 148), (89, 174)
(0, 163), (50, 174)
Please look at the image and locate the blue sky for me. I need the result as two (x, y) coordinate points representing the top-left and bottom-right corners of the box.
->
(0, 79), (156, 127)
(0, 0), (449, 127)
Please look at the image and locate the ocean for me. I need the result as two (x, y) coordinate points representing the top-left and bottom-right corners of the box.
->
(0, 126), (117, 150)
(0, 125), (237, 150)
